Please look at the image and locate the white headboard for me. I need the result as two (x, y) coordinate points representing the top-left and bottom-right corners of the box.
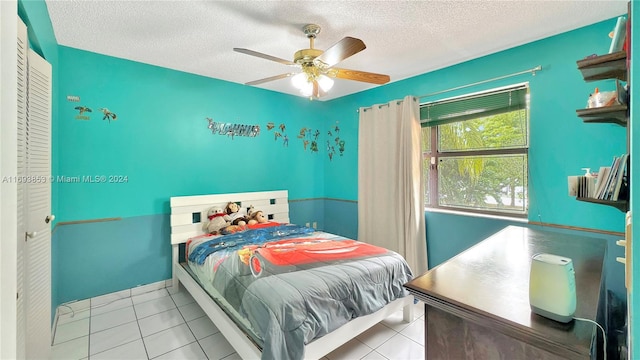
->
(169, 190), (290, 245)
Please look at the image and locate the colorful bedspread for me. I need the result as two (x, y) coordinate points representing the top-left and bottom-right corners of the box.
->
(186, 224), (413, 360)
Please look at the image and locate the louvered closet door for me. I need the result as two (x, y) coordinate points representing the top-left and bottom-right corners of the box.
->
(16, 18), (28, 359)
(16, 17), (27, 360)
(24, 48), (52, 360)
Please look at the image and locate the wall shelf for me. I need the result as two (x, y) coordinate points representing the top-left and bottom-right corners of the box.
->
(574, 22), (630, 215)
(577, 51), (627, 82)
(576, 104), (628, 126)
(576, 197), (628, 212)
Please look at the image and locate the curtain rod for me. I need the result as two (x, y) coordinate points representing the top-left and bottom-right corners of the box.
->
(417, 65), (542, 100)
(358, 96), (417, 112)
(357, 65), (542, 113)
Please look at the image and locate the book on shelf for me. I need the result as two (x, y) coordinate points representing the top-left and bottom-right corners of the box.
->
(593, 166), (610, 199)
(577, 176), (585, 198)
(576, 173), (597, 198)
(596, 153), (628, 201)
(612, 153), (629, 200)
(598, 156), (619, 200)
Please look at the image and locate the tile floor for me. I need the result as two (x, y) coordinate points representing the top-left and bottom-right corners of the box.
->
(52, 284), (425, 360)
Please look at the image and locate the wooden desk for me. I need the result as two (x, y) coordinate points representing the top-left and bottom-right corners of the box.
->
(404, 225), (606, 360)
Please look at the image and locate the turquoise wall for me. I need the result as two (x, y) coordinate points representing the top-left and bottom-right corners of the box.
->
(56, 46), (328, 221)
(52, 46), (337, 303)
(53, 215), (170, 301)
(323, 18), (627, 233)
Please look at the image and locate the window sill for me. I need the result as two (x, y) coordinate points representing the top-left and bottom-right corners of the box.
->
(424, 207), (528, 223)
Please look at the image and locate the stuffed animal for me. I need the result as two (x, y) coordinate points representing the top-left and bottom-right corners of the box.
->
(224, 202), (251, 226)
(203, 206), (231, 234)
(248, 208), (269, 225)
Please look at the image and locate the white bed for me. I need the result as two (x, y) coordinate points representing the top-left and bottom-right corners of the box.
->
(169, 190), (414, 360)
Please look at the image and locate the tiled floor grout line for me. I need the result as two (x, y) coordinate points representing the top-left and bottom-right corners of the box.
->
(87, 302), (92, 359)
(168, 291), (212, 360)
(90, 317), (138, 334)
(189, 322), (213, 360)
(89, 337), (140, 359)
(52, 304), (91, 346)
(133, 289), (173, 359)
(362, 347), (391, 360)
(149, 340), (201, 360)
(358, 337), (375, 356)
(383, 330), (422, 349)
(356, 310), (423, 360)
(130, 298), (151, 360)
(83, 288), (167, 359)
(120, 288), (209, 360)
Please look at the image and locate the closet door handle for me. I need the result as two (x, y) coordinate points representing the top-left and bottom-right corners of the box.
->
(26, 231), (37, 239)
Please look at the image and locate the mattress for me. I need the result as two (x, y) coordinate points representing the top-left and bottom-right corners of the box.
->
(185, 224), (413, 360)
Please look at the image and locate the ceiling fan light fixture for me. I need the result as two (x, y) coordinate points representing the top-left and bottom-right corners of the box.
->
(291, 72), (309, 90)
(299, 81), (314, 97)
(317, 75), (334, 92)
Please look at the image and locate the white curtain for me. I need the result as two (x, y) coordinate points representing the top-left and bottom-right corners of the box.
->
(358, 95), (428, 276)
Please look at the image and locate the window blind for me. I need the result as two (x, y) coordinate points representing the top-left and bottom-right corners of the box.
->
(420, 85), (528, 126)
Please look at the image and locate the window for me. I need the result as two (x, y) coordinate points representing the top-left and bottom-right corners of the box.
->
(421, 84), (529, 217)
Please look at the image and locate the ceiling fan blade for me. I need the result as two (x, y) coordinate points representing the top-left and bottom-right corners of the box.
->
(234, 48), (296, 66)
(245, 73), (296, 86)
(331, 68), (390, 84)
(313, 37), (366, 68)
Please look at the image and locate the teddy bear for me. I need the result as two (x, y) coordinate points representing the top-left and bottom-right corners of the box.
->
(224, 201), (251, 226)
(247, 207), (269, 225)
(203, 206), (231, 234)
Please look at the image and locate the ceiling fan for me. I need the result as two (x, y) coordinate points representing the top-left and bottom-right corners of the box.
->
(234, 24), (390, 99)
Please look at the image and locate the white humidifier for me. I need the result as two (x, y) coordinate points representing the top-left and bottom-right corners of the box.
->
(529, 253), (577, 323)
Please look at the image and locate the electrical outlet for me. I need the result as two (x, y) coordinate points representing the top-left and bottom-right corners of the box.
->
(305, 222), (310, 227)
(312, 222), (317, 229)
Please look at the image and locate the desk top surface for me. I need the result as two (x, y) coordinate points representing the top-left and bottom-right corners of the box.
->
(404, 225), (606, 355)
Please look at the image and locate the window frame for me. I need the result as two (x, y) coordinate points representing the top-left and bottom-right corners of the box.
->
(421, 83), (530, 219)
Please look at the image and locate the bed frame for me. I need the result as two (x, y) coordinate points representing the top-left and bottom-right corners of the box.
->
(170, 190), (414, 360)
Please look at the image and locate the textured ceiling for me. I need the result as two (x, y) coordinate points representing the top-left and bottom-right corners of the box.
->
(45, 0), (627, 101)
